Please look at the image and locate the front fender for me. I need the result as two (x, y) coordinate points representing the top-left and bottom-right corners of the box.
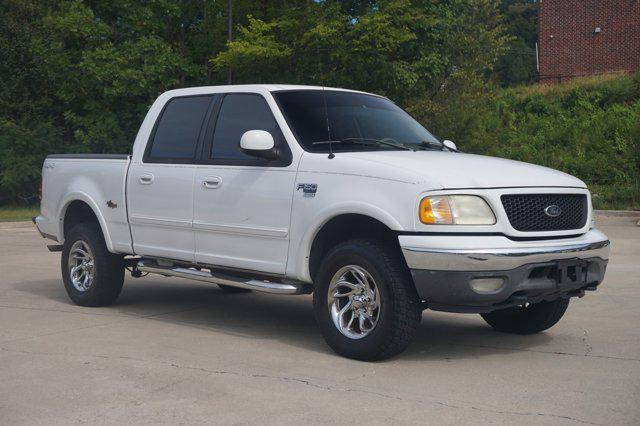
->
(292, 201), (404, 283)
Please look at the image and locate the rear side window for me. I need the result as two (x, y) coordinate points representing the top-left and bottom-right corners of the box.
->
(147, 96), (213, 161)
(210, 94), (284, 161)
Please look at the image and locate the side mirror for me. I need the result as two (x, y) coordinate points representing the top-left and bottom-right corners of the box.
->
(240, 130), (277, 159)
(443, 139), (458, 151)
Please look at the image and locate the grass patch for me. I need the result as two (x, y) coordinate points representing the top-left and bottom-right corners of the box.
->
(508, 72), (630, 98)
(0, 205), (40, 222)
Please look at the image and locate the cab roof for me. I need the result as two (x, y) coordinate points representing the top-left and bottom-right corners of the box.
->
(160, 84), (378, 98)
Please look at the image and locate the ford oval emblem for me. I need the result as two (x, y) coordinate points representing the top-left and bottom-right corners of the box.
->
(544, 205), (562, 217)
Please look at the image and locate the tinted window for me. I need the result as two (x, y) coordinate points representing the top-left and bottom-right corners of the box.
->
(210, 94), (282, 160)
(274, 90), (441, 153)
(148, 96), (212, 160)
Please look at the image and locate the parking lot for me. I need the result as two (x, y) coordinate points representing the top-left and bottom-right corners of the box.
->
(0, 214), (638, 425)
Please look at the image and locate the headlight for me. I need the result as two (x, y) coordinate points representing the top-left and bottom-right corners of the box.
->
(419, 195), (496, 225)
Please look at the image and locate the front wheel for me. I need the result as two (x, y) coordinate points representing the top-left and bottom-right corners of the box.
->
(61, 223), (124, 307)
(313, 239), (422, 361)
(481, 298), (570, 334)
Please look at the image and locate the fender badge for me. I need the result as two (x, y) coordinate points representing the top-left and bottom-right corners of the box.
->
(297, 183), (318, 197)
(107, 200), (118, 209)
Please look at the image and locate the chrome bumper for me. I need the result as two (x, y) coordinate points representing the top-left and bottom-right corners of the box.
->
(400, 229), (610, 271)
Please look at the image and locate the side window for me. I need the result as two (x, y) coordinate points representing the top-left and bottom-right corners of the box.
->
(147, 96), (213, 161)
(210, 94), (284, 161)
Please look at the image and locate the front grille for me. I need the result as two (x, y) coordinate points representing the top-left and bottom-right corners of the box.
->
(501, 194), (588, 232)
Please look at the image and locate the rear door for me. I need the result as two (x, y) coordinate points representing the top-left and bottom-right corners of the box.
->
(127, 95), (215, 262)
(193, 93), (297, 274)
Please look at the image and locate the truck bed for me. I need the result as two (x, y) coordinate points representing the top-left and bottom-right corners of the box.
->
(35, 154), (133, 254)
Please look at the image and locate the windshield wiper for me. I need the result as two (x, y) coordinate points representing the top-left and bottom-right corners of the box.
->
(312, 137), (412, 151)
(414, 140), (446, 151)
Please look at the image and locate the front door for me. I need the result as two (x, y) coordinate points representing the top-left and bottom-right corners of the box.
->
(193, 93), (296, 275)
(127, 95), (215, 262)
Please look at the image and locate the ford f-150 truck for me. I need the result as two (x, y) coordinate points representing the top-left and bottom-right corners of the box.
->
(34, 85), (610, 360)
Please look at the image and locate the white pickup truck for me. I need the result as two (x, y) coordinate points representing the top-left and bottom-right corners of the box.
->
(35, 85), (610, 360)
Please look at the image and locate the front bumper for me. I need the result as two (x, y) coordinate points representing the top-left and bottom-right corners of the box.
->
(399, 229), (610, 313)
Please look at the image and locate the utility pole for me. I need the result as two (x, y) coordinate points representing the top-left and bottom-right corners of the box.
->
(227, 0), (233, 84)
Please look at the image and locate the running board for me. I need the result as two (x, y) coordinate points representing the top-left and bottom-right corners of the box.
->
(136, 260), (312, 295)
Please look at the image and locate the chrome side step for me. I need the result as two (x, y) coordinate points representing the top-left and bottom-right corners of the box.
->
(136, 260), (312, 295)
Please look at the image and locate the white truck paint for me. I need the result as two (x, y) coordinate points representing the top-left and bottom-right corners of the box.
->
(35, 84), (610, 360)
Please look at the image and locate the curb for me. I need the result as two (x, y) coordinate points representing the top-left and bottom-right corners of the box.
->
(0, 221), (34, 229)
(594, 210), (640, 218)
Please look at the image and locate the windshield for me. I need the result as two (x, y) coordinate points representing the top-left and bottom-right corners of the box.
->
(273, 90), (442, 153)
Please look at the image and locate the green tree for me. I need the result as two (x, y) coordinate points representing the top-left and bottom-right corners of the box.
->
(212, 0), (508, 104)
(0, 0), (60, 203)
(0, 0), (222, 202)
(494, 0), (539, 86)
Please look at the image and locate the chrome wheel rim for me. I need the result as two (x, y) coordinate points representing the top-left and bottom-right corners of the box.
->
(68, 240), (95, 292)
(327, 265), (381, 340)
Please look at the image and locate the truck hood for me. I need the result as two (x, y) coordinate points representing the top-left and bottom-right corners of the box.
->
(338, 151), (586, 189)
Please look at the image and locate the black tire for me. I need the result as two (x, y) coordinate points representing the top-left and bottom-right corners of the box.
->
(218, 284), (252, 293)
(480, 298), (570, 334)
(313, 239), (422, 361)
(61, 222), (124, 307)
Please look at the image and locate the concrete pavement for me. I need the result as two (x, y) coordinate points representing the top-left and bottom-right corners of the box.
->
(0, 215), (639, 425)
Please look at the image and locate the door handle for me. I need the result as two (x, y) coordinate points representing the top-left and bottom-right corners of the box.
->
(139, 174), (154, 185)
(203, 176), (222, 189)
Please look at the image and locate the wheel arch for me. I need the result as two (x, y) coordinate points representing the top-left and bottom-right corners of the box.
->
(58, 193), (114, 252)
(306, 212), (403, 283)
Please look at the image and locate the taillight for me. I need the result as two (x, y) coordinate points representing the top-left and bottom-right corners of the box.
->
(39, 176), (43, 200)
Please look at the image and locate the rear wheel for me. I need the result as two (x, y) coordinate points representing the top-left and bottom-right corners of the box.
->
(61, 223), (124, 307)
(313, 239), (421, 361)
(481, 298), (570, 334)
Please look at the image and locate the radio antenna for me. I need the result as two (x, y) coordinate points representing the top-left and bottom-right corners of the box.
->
(316, 45), (333, 159)
(321, 87), (334, 159)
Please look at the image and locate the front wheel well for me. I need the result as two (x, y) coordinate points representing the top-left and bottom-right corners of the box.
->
(63, 200), (100, 238)
(308, 214), (403, 282)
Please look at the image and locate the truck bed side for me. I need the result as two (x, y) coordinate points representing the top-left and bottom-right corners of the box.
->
(36, 155), (133, 254)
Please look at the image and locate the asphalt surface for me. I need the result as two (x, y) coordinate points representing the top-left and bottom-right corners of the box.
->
(0, 215), (639, 425)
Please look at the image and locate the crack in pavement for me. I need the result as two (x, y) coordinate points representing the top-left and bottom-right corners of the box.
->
(441, 341), (639, 363)
(166, 364), (603, 425)
(0, 304), (211, 345)
(582, 329), (593, 356)
(0, 304), (140, 318)
(0, 346), (603, 425)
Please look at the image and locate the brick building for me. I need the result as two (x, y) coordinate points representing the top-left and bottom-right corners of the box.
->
(538, 0), (640, 83)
